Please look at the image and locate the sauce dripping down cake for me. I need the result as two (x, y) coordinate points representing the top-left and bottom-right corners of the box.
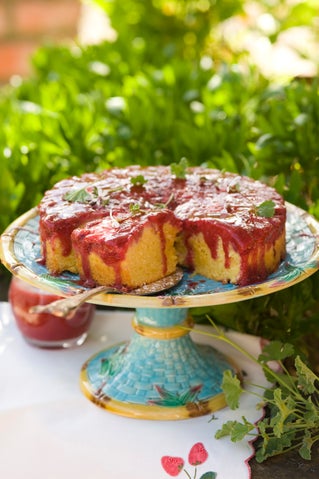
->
(38, 165), (286, 288)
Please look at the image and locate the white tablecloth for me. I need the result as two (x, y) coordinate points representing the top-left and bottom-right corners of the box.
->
(0, 302), (267, 479)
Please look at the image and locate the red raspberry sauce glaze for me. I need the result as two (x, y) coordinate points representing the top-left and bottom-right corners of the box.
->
(38, 166), (286, 286)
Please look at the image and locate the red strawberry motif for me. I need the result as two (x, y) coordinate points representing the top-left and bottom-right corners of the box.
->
(188, 442), (208, 466)
(161, 456), (184, 476)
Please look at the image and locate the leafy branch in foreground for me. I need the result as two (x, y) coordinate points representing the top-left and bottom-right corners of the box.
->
(192, 319), (319, 463)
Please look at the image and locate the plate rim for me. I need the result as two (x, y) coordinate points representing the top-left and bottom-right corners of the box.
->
(1, 203), (319, 309)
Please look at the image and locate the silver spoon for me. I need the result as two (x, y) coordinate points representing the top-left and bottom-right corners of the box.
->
(29, 268), (184, 319)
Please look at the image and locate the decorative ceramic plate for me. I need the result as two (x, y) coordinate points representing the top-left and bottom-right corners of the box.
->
(1, 203), (319, 309)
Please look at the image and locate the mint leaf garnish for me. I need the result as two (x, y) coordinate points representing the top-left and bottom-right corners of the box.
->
(170, 157), (188, 179)
(255, 200), (276, 217)
(129, 203), (141, 214)
(63, 187), (92, 203)
(130, 174), (147, 186)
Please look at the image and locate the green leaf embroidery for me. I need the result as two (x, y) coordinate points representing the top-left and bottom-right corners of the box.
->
(199, 472), (217, 479)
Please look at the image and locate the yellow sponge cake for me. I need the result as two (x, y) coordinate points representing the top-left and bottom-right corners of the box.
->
(38, 165), (286, 288)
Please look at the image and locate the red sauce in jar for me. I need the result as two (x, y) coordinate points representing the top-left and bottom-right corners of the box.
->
(9, 277), (95, 348)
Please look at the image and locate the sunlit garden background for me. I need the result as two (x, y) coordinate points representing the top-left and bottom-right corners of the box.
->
(1, 0), (319, 359)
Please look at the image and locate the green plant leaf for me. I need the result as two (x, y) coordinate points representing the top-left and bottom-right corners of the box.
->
(304, 397), (319, 426)
(295, 355), (318, 395)
(255, 431), (295, 463)
(299, 430), (313, 460)
(230, 420), (256, 442)
(269, 390), (296, 437)
(221, 370), (243, 410)
(215, 420), (237, 439)
(258, 341), (295, 363)
(215, 418), (255, 442)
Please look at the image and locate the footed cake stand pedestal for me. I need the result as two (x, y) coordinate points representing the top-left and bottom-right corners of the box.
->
(80, 307), (234, 419)
(1, 203), (319, 420)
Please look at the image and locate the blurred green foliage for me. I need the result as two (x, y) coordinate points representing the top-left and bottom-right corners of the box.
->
(1, 0), (319, 349)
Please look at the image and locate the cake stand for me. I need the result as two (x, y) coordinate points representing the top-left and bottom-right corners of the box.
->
(1, 203), (319, 420)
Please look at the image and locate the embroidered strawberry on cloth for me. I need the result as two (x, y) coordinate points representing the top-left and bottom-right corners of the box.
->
(162, 442), (215, 478)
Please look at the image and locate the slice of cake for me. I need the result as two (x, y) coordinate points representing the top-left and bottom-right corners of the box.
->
(174, 173), (286, 285)
(71, 209), (182, 288)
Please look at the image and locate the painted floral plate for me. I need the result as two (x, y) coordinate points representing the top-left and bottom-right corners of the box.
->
(1, 203), (319, 309)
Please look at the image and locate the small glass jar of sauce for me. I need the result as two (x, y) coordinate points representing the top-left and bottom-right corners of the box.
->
(8, 276), (95, 349)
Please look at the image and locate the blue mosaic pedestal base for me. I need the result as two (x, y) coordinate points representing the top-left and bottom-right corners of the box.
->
(80, 307), (235, 420)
